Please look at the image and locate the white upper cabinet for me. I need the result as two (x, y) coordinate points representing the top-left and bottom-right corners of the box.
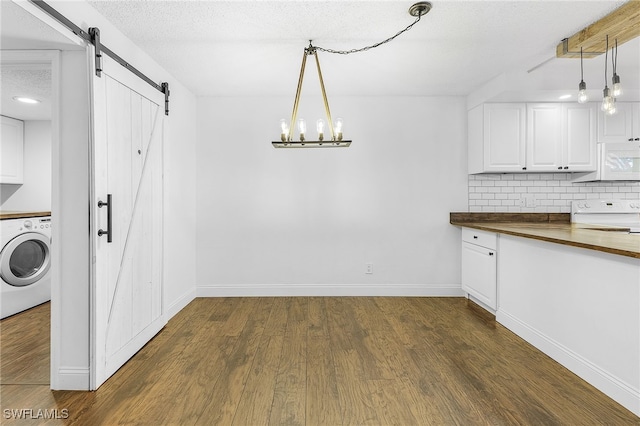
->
(1, 116), (24, 184)
(562, 103), (597, 171)
(469, 103), (526, 174)
(469, 102), (597, 174)
(597, 102), (640, 143)
(527, 103), (562, 172)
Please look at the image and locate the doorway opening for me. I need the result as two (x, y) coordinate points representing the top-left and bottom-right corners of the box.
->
(1, 0), (87, 390)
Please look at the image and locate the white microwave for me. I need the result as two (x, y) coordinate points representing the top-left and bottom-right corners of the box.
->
(573, 142), (640, 182)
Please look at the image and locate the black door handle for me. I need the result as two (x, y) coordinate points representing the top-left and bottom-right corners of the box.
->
(98, 194), (112, 243)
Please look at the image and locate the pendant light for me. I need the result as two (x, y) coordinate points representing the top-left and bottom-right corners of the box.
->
(612, 39), (622, 97)
(577, 47), (588, 104)
(601, 35), (616, 115)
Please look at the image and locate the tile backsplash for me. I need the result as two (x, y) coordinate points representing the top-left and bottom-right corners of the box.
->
(468, 174), (640, 213)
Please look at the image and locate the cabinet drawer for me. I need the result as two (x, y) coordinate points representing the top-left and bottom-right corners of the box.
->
(462, 228), (497, 250)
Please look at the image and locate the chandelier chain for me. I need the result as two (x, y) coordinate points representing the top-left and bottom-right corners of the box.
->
(312, 14), (423, 55)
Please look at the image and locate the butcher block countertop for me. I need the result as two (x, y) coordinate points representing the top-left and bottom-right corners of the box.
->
(0, 211), (51, 220)
(450, 213), (640, 259)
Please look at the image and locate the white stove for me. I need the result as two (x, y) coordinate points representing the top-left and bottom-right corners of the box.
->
(571, 200), (640, 233)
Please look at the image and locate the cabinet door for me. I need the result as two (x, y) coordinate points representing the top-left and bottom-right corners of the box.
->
(483, 103), (526, 172)
(527, 104), (562, 171)
(563, 103), (596, 171)
(597, 102), (635, 143)
(0, 116), (24, 184)
(462, 242), (497, 310)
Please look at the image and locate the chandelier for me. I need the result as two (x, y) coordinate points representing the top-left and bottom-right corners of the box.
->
(272, 2), (432, 148)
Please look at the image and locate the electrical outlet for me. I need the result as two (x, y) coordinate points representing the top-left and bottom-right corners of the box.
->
(519, 194), (535, 208)
(365, 263), (373, 274)
(524, 194), (536, 208)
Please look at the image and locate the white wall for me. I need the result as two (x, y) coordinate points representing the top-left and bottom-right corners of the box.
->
(0, 120), (51, 211)
(163, 75), (198, 316)
(197, 96), (468, 296)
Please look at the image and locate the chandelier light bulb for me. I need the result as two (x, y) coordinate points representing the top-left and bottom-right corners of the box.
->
(298, 118), (306, 142)
(577, 81), (588, 104)
(316, 119), (325, 141)
(334, 117), (343, 141)
(279, 119), (289, 142)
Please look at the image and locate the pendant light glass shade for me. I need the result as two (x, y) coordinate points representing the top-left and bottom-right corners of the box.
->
(578, 81), (588, 104)
(601, 86), (616, 114)
(612, 74), (622, 97)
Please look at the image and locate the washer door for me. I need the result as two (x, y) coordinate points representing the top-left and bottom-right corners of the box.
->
(0, 232), (51, 287)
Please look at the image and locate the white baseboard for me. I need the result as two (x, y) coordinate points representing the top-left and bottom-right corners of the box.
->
(52, 367), (90, 391)
(497, 309), (640, 417)
(166, 287), (196, 320)
(196, 284), (464, 298)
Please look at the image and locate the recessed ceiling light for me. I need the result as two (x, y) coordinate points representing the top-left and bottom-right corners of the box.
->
(12, 96), (41, 104)
(558, 94), (572, 100)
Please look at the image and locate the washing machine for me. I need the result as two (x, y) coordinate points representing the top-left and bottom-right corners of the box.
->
(0, 216), (52, 319)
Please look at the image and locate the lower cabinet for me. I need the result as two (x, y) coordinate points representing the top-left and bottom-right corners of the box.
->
(461, 228), (497, 310)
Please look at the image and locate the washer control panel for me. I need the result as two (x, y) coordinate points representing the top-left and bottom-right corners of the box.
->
(19, 218), (52, 231)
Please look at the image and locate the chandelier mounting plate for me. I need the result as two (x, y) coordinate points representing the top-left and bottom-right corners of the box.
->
(409, 2), (432, 17)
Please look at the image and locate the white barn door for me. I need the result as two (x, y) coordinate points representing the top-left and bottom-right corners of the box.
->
(91, 54), (166, 388)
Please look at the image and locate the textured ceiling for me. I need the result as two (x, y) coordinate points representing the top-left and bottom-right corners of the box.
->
(0, 66), (52, 120)
(0, 0), (79, 120)
(1, 0), (639, 122)
(84, 0), (636, 99)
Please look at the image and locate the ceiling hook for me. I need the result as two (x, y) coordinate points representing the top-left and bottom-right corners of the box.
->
(306, 40), (316, 55)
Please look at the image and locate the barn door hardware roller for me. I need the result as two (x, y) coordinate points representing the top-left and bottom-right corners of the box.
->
(89, 27), (103, 77)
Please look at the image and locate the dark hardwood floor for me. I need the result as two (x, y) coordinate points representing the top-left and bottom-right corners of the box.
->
(1, 297), (638, 425)
(1, 302), (50, 385)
